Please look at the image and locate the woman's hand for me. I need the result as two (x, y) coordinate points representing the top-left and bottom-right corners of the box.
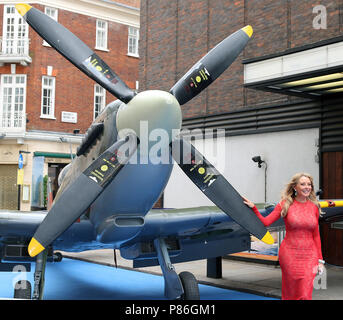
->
(318, 263), (325, 275)
(242, 196), (255, 209)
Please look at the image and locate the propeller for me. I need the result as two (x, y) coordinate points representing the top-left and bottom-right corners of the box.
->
(28, 135), (138, 257)
(16, 3), (272, 253)
(171, 138), (274, 245)
(15, 4), (135, 104)
(169, 25), (272, 243)
(170, 25), (253, 105)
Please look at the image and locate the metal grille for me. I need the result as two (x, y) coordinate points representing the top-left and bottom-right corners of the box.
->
(0, 165), (18, 210)
(321, 97), (343, 152)
(182, 99), (321, 136)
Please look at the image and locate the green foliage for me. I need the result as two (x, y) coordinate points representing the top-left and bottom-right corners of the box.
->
(43, 175), (48, 208)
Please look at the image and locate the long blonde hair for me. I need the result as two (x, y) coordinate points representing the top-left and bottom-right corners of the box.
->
(280, 172), (323, 217)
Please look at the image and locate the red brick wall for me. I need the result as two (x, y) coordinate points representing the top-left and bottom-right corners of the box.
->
(112, 0), (140, 8)
(139, 0), (343, 119)
(0, 4), (139, 134)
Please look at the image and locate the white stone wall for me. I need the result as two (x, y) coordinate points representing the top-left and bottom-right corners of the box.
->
(164, 128), (320, 208)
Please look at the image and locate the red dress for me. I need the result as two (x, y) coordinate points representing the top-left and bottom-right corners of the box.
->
(252, 200), (323, 300)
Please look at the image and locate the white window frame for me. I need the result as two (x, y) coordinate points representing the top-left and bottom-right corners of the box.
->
(94, 84), (106, 119)
(128, 26), (139, 57)
(0, 74), (27, 131)
(40, 76), (56, 119)
(95, 19), (108, 51)
(43, 7), (58, 46)
(2, 5), (29, 56)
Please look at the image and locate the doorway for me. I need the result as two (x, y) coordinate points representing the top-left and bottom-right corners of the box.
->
(48, 163), (68, 200)
(0, 164), (17, 209)
(320, 151), (343, 266)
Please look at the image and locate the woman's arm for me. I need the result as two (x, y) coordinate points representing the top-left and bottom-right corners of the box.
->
(243, 196), (282, 227)
(313, 208), (325, 274)
(313, 209), (323, 261)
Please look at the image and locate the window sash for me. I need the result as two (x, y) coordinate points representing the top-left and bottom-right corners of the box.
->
(128, 26), (139, 56)
(94, 84), (106, 119)
(41, 76), (56, 118)
(2, 5), (29, 55)
(43, 7), (58, 46)
(45, 7), (58, 20)
(0, 74), (26, 129)
(96, 19), (108, 50)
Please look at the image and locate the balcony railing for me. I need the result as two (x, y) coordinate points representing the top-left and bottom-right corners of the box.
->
(0, 112), (26, 134)
(0, 37), (31, 66)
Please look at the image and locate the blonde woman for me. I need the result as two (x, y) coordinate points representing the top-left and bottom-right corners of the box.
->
(243, 173), (324, 300)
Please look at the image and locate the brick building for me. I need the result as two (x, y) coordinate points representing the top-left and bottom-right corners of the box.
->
(0, 0), (139, 211)
(139, 1), (343, 265)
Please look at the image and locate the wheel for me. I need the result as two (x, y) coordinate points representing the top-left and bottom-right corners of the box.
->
(179, 271), (200, 300)
(53, 251), (63, 262)
(14, 280), (32, 299)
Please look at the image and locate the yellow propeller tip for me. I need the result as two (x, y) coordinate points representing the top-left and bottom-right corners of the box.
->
(261, 231), (274, 245)
(15, 4), (32, 16)
(28, 238), (45, 257)
(242, 25), (253, 38)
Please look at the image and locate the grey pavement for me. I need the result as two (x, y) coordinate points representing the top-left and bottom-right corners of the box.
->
(60, 249), (343, 300)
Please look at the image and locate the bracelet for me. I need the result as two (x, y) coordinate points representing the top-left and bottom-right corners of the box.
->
(319, 259), (325, 264)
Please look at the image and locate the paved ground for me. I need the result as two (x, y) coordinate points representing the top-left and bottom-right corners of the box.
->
(61, 249), (343, 300)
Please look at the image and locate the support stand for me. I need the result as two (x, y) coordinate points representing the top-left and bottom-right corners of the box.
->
(154, 238), (184, 300)
(206, 257), (222, 278)
(32, 250), (48, 300)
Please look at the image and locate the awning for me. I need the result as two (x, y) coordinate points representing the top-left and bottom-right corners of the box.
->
(33, 152), (74, 159)
(243, 39), (343, 99)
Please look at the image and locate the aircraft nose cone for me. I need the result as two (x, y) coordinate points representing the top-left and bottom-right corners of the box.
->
(116, 90), (182, 143)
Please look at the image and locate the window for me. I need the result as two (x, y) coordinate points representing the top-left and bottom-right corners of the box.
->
(96, 19), (108, 51)
(128, 26), (139, 57)
(2, 5), (29, 55)
(45, 7), (58, 20)
(94, 84), (106, 119)
(0, 74), (26, 130)
(41, 76), (56, 119)
(43, 7), (58, 46)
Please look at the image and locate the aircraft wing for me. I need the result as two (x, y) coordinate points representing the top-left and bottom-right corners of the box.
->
(0, 210), (46, 239)
(2, 203), (341, 266)
(0, 210), (100, 260)
(121, 203), (343, 268)
(117, 205), (284, 268)
(0, 205), (276, 263)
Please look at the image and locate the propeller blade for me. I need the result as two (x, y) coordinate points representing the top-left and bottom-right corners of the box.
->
(171, 138), (274, 244)
(170, 25), (253, 105)
(15, 4), (135, 103)
(28, 135), (138, 257)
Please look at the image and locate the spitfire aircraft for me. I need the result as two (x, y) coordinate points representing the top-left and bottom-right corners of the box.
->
(0, 4), (340, 300)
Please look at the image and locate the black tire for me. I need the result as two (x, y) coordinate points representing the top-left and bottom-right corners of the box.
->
(14, 280), (32, 299)
(53, 251), (63, 262)
(179, 271), (200, 300)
